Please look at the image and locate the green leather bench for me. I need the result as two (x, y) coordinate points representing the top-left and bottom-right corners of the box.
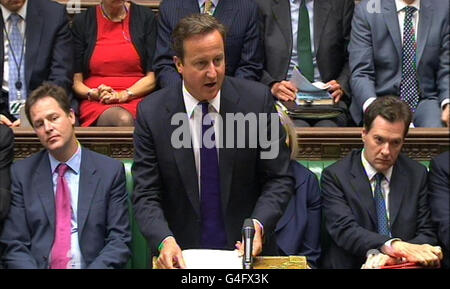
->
(122, 159), (430, 269)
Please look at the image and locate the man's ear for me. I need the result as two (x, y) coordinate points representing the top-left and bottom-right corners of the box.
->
(69, 109), (76, 126)
(173, 56), (183, 74)
(361, 127), (367, 143)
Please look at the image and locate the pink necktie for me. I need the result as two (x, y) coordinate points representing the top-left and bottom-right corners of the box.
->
(50, 163), (72, 269)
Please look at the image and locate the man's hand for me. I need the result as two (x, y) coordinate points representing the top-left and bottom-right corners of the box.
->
(326, 80), (344, 103)
(386, 241), (443, 267)
(441, 104), (449, 127)
(271, 81), (297, 102)
(0, 114), (20, 127)
(235, 220), (263, 257)
(362, 251), (400, 269)
(156, 237), (186, 269)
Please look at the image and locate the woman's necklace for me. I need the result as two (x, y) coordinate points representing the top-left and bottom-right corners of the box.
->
(100, 2), (128, 22)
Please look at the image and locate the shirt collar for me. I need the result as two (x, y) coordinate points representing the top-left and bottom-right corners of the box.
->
(361, 149), (393, 183)
(395, 0), (420, 13)
(1, 0), (28, 22)
(49, 143), (82, 175)
(182, 81), (221, 118)
(198, 0), (219, 8)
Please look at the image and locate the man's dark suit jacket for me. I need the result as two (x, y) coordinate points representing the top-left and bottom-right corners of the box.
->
(320, 149), (437, 269)
(255, 0), (354, 97)
(349, 0), (449, 125)
(275, 160), (321, 268)
(152, 0), (263, 88)
(0, 148), (131, 269)
(0, 124), (13, 231)
(132, 76), (293, 255)
(0, 0), (74, 119)
(428, 151), (450, 268)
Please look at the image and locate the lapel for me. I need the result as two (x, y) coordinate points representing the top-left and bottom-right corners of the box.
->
(179, 0), (201, 17)
(35, 151), (56, 230)
(349, 151), (377, 227)
(313, 0), (331, 55)
(416, 0), (432, 67)
(0, 13), (4, 82)
(383, 0), (402, 61)
(388, 158), (408, 228)
(77, 148), (100, 236)
(24, 0), (43, 90)
(271, 0), (292, 51)
(218, 78), (238, 215)
(166, 85), (201, 216)
(213, 0), (235, 29)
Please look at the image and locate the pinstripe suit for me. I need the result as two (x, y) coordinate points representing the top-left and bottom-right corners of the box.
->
(153, 0), (263, 88)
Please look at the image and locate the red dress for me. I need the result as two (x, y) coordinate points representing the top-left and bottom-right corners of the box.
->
(80, 5), (145, 127)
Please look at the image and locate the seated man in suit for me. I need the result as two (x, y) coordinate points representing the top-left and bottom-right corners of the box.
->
(320, 96), (442, 269)
(133, 14), (293, 269)
(153, 0), (263, 88)
(0, 0), (74, 127)
(255, 0), (354, 127)
(428, 151), (449, 268)
(0, 124), (13, 236)
(0, 83), (131, 269)
(349, 0), (449, 127)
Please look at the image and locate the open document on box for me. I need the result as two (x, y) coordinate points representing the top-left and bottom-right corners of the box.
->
(289, 66), (333, 105)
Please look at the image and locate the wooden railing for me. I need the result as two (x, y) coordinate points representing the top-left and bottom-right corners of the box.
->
(12, 127), (450, 161)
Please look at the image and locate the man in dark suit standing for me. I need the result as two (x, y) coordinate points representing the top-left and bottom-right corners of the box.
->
(133, 14), (293, 269)
(255, 0), (353, 127)
(349, 0), (449, 127)
(0, 0), (74, 127)
(428, 151), (449, 268)
(153, 0), (263, 88)
(320, 96), (442, 269)
(0, 124), (13, 236)
(0, 83), (130, 269)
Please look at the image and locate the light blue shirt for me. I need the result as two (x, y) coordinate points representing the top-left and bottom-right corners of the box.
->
(49, 145), (85, 269)
(288, 0), (320, 81)
(198, 0), (219, 14)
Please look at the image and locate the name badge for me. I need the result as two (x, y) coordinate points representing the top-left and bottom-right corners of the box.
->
(9, 98), (26, 116)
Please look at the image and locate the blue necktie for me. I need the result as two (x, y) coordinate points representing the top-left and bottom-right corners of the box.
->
(400, 6), (419, 112)
(199, 102), (227, 249)
(374, 173), (390, 236)
(7, 13), (26, 116)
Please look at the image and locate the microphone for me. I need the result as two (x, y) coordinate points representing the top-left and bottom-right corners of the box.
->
(242, 218), (255, 269)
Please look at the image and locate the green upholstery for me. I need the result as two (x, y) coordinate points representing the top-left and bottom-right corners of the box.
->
(123, 160), (151, 269)
(122, 159), (431, 269)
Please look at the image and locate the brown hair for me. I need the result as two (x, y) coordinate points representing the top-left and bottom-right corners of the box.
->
(172, 13), (227, 61)
(25, 82), (71, 127)
(274, 102), (298, 160)
(363, 96), (412, 137)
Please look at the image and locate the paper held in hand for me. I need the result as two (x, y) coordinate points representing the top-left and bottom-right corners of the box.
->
(289, 66), (333, 106)
(182, 249), (242, 269)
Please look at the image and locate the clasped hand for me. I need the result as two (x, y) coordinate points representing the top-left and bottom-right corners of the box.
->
(90, 84), (128, 104)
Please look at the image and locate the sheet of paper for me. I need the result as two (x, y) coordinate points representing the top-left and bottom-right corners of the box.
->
(182, 249), (242, 269)
(289, 66), (329, 92)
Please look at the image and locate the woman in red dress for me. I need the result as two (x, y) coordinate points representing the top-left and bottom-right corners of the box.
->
(72, 0), (157, 126)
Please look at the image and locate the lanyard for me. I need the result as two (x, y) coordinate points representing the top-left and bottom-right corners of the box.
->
(2, 15), (25, 92)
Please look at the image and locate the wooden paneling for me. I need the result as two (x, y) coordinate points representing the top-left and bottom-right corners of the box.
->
(12, 127), (450, 161)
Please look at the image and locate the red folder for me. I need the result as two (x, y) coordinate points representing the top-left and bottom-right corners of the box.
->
(380, 262), (435, 269)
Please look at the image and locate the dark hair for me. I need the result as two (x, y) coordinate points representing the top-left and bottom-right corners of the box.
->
(172, 13), (226, 61)
(25, 82), (71, 127)
(363, 96), (412, 137)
